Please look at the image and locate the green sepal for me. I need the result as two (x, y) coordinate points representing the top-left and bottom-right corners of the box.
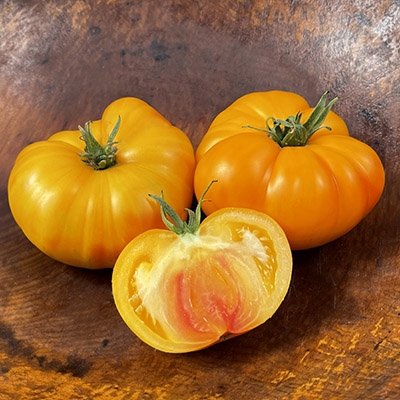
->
(149, 180), (217, 236)
(244, 92), (338, 147)
(79, 116), (121, 170)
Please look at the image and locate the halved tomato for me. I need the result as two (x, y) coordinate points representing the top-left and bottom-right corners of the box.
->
(112, 182), (292, 353)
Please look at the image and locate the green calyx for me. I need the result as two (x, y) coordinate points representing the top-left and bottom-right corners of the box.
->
(149, 180), (217, 236)
(79, 116), (121, 170)
(245, 91), (338, 147)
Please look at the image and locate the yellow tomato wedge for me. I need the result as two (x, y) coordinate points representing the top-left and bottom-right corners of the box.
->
(112, 182), (292, 353)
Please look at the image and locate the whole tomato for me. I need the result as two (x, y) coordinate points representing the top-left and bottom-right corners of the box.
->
(112, 182), (292, 353)
(8, 97), (195, 269)
(194, 91), (385, 250)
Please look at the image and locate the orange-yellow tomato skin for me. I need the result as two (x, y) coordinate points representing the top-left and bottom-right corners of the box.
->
(194, 91), (385, 250)
(8, 97), (195, 269)
(112, 207), (292, 353)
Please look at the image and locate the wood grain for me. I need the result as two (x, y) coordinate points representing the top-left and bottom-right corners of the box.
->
(1, 0), (399, 398)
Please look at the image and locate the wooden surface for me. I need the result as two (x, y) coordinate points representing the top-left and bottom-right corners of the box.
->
(1, 1), (399, 398)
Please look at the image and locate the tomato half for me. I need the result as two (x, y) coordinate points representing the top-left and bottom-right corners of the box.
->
(194, 91), (385, 250)
(112, 185), (292, 353)
(8, 97), (195, 269)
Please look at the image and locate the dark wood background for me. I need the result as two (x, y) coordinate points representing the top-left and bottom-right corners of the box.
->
(1, 1), (399, 398)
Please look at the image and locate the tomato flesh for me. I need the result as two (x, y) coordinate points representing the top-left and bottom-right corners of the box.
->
(112, 207), (292, 353)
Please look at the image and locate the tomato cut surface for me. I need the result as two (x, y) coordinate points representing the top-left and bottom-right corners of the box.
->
(112, 207), (292, 353)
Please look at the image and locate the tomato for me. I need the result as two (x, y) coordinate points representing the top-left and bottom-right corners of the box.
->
(194, 91), (385, 250)
(8, 97), (195, 269)
(112, 182), (292, 353)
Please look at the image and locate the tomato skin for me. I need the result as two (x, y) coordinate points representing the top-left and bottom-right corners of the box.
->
(194, 91), (385, 250)
(112, 207), (292, 353)
(8, 97), (195, 269)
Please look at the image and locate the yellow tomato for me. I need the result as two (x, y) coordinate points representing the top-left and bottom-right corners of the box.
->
(194, 91), (385, 250)
(112, 183), (292, 353)
(8, 97), (195, 269)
